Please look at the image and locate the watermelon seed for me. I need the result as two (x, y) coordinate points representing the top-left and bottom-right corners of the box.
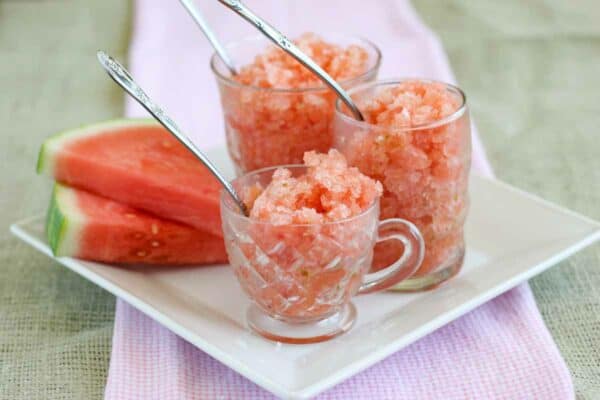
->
(162, 140), (173, 148)
(151, 240), (160, 247)
(151, 224), (159, 235)
(137, 251), (147, 257)
(134, 232), (144, 239)
(125, 213), (136, 219)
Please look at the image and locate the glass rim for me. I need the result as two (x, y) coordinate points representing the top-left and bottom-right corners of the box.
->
(220, 164), (379, 227)
(210, 33), (383, 94)
(334, 78), (468, 131)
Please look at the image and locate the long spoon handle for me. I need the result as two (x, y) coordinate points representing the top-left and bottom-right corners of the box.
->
(178, 0), (237, 75)
(96, 51), (248, 216)
(217, 0), (364, 121)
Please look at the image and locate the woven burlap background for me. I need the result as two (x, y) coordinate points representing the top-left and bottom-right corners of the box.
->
(1, 1), (598, 398)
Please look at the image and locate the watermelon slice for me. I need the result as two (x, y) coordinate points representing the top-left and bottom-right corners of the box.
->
(37, 119), (223, 237)
(47, 183), (228, 265)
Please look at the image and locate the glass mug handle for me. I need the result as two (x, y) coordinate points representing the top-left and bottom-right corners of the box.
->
(358, 218), (425, 294)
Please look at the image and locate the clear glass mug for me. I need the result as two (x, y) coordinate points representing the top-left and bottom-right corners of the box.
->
(211, 34), (382, 175)
(333, 79), (471, 291)
(221, 166), (424, 343)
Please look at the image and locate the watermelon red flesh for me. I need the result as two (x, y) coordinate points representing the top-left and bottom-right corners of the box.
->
(47, 183), (228, 265)
(38, 119), (223, 237)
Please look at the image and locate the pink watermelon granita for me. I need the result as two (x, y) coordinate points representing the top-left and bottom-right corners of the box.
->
(334, 80), (471, 281)
(222, 150), (383, 320)
(234, 33), (369, 89)
(213, 33), (380, 173)
(248, 150), (383, 224)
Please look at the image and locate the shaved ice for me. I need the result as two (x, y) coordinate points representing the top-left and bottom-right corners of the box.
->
(225, 150), (383, 319)
(217, 33), (378, 173)
(335, 80), (471, 280)
(248, 149), (382, 225)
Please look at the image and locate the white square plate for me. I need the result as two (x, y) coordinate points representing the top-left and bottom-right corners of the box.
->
(11, 148), (600, 399)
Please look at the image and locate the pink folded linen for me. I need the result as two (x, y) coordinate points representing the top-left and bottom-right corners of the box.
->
(105, 1), (573, 398)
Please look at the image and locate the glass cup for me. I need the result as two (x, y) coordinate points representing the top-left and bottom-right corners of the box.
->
(333, 79), (471, 291)
(221, 166), (424, 343)
(211, 34), (382, 175)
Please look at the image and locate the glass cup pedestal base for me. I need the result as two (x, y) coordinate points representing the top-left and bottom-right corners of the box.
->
(247, 303), (357, 344)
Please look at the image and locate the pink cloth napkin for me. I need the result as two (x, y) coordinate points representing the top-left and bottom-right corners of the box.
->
(105, 1), (573, 398)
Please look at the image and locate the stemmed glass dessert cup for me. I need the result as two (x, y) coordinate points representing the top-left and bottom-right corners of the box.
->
(220, 166), (425, 343)
(333, 79), (471, 291)
(211, 34), (382, 175)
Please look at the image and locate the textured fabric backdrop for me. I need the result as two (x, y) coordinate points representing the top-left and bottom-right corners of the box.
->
(1, 1), (599, 399)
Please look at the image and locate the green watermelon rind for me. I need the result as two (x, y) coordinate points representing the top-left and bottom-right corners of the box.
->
(37, 118), (159, 175)
(46, 185), (65, 254)
(46, 184), (87, 257)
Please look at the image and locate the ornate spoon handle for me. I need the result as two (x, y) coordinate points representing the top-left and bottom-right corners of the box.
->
(217, 0), (364, 121)
(96, 51), (248, 216)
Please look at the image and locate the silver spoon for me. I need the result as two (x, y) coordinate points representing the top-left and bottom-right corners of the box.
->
(96, 50), (248, 216)
(178, 0), (237, 75)
(217, 0), (364, 121)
